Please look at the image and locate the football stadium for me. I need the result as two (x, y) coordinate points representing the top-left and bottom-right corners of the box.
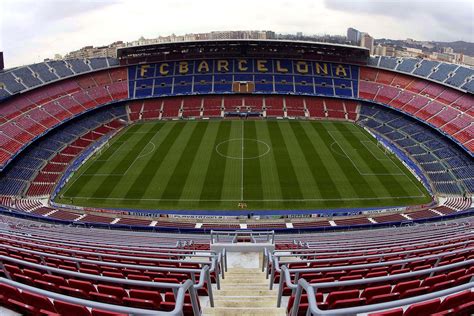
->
(0, 8), (473, 316)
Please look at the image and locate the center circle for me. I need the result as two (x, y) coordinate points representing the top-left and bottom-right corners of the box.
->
(216, 138), (271, 160)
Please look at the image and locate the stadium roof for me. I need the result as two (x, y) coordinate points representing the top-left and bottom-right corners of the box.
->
(117, 39), (370, 65)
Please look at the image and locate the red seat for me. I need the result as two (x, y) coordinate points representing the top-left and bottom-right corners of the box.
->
(325, 290), (359, 306)
(367, 292), (400, 304)
(361, 285), (391, 301)
(7, 298), (36, 314)
(399, 286), (429, 299)
(23, 269), (44, 281)
(431, 280), (455, 292)
(329, 297), (366, 309)
(403, 298), (441, 316)
(91, 309), (128, 316)
(54, 300), (91, 316)
(438, 290), (473, 311)
(4, 264), (22, 275)
(34, 280), (59, 293)
(0, 282), (22, 306)
(97, 284), (128, 300)
(392, 280), (419, 295)
(68, 279), (96, 294)
(123, 296), (160, 309)
(89, 292), (122, 305)
(454, 300), (474, 315)
(369, 308), (403, 316)
(21, 291), (57, 313)
(11, 273), (34, 286)
(43, 274), (68, 287)
(59, 285), (91, 299)
(129, 289), (163, 306)
(421, 274), (446, 287)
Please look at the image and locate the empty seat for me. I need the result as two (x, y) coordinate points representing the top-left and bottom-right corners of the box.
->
(21, 291), (57, 313)
(403, 298), (441, 316)
(54, 300), (92, 316)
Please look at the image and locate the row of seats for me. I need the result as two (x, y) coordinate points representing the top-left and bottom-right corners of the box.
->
(369, 56), (474, 93)
(127, 96), (360, 121)
(0, 67), (128, 169)
(358, 67), (474, 152)
(0, 217), (218, 315)
(0, 106), (127, 196)
(0, 58), (118, 100)
(359, 104), (473, 194)
(267, 218), (474, 315)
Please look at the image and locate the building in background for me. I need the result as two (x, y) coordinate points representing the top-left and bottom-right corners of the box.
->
(360, 32), (374, 54)
(347, 27), (361, 45)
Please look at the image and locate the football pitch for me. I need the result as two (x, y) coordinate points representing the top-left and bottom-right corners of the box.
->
(55, 120), (431, 211)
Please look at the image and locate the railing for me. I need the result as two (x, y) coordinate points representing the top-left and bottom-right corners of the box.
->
(210, 230), (275, 244)
(0, 255), (206, 315)
(269, 240), (472, 290)
(0, 239), (223, 290)
(285, 259), (473, 315)
(262, 233), (474, 278)
(1, 277), (198, 315)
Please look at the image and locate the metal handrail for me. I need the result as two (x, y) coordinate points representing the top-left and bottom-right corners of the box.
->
(211, 230), (275, 244)
(275, 247), (473, 304)
(0, 255), (213, 309)
(285, 231), (473, 251)
(278, 221), (471, 241)
(266, 232), (473, 270)
(270, 247), (474, 289)
(0, 236), (217, 261)
(268, 239), (472, 287)
(0, 233), (214, 256)
(288, 260), (474, 316)
(0, 277), (199, 315)
(3, 244), (214, 280)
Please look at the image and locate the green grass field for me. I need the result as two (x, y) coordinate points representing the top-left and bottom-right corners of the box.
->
(55, 120), (431, 211)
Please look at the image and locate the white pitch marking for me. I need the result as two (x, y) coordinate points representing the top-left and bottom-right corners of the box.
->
(241, 120), (244, 201)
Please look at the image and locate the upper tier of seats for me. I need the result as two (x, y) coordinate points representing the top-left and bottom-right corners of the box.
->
(0, 58), (119, 101)
(369, 56), (474, 93)
(359, 104), (474, 195)
(0, 67), (128, 170)
(359, 67), (474, 153)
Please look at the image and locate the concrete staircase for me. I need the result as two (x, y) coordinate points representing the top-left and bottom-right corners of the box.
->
(203, 267), (285, 316)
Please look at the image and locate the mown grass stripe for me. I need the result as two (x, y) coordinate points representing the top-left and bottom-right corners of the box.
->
(337, 123), (414, 197)
(159, 122), (209, 202)
(198, 121), (232, 206)
(64, 125), (141, 197)
(178, 121), (221, 202)
(90, 124), (162, 199)
(266, 121), (304, 205)
(243, 121), (263, 201)
(124, 122), (185, 199)
(313, 122), (378, 200)
(290, 121), (340, 199)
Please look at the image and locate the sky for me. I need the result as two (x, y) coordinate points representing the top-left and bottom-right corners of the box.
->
(0, 0), (473, 68)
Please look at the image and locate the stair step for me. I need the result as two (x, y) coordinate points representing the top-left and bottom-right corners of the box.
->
(214, 299), (277, 307)
(222, 276), (267, 282)
(216, 289), (277, 296)
(220, 282), (269, 287)
(226, 268), (262, 273)
(203, 307), (286, 316)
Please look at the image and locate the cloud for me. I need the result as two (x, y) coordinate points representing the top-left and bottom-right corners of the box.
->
(325, 0), (474, 41)
(0, 0), (473, 68)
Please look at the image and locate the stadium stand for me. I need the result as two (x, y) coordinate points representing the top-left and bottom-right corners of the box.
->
(370, 56), (474, 93)
(359, 67), (474, 152)
(359, 103), (473, 195)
